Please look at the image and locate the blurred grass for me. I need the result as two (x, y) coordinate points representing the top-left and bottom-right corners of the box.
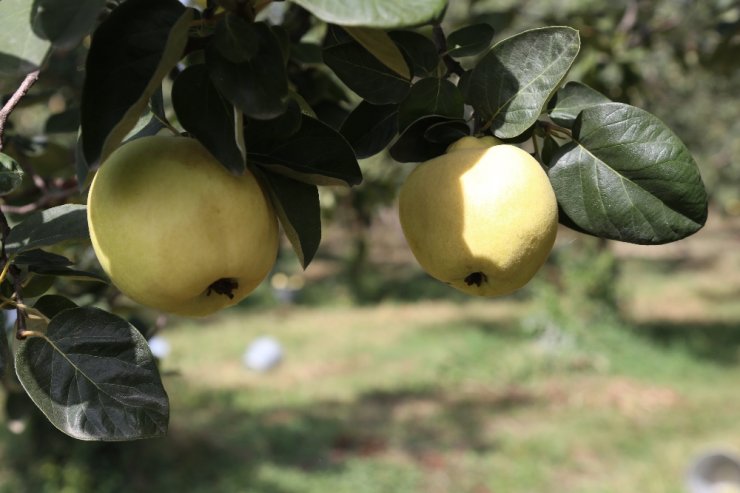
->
(2, 215), (740, 492)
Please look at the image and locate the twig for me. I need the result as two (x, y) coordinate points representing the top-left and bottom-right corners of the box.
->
(0, 70), (41, 152)
(432, 24), (464, 77)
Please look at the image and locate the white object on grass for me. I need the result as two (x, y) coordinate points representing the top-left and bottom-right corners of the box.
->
(243, 336), (283, 372)
(148, 335), (171, 359)
(687, 449), (740, 493)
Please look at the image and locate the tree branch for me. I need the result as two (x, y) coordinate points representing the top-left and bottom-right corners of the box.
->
(0, 70), (41, 152)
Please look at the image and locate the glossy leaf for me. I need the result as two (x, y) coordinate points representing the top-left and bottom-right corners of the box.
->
(423, 120), (470, 144)
(290, 0), (446, 28)
(388, 30), (440, 78)
(548, 81), (611, 128)
(0, 0), (51, 76)
(31, 0), (107, 49)
(465, 27), (580, 139)
(80, 0), (193, 164)
(390, 115), (465, 163)
(548, 102), (708, 244)
(261, 172), (321, 268)
(398, 78), (464, 132)
(340, 101), (399, 159)
(13, 249), (73, 268)
(323, 31), (410, 105)
(0, 153), (24, 196)
(343, 26), (411, 79)
(5, 204), (88, 254)
(15, 307), (169, 441)
(207, 21), (289, 120)
(172, 64), (246, 175)
(446, 23), (495, 59)
(248, 115), (362, 187)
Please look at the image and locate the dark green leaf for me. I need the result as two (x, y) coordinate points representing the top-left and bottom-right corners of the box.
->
(15, 307), (169, 441)
(29, 266), (107, 283)
(323, 35), (410, 105)
(261, 172), (320, 268)
(212, 13), (259, 63)
(289, 0), (446, 28)
(244, 99), (303, 144)
(548, 81), (611, 128)
(34, 294), (78, 319)
(122, 88), (167, 143)
(398, 77), (464, 132)
(0, 153), (24, 196)
(80, 0), (193, 164)
(340, 101), (398, 159)
(446, 23), (495, 58)
(291, 42), (323, 65)
(389, 115), (465, 163)
(207, 21), (289, 120)
(248, 115), (362, 186)
(13, 249), (73, 268)
(32, 0), (107, 49)
(343, 26), (411, 79)
(172, 64), (245, 175)
(540, 135), (560, 167)
(0, 0), (50, 76)
(466, 27), (580, 139)
(389, 30), (440, 78)
(5, 204), (89, 254)
(423, 120), (470, 144)
(21, 275), (56, 298)
(548, 102), (708, 244)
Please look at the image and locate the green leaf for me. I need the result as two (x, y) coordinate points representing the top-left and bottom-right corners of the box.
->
(80, 0), (193, 164)
(388, 30), (440, 78)
(446, 23), (495, 59)
(548, 81), (611, 128)
(289, 0), (446, 28)
(323, 28), (410, 105)
(0, 153), (24, 196)
(21, 274), (56, 298)
(172, 64), (246, 175)
(31, 0), (107, 49)
(343, 26), (411, 79)
(261, 172), (320, 268)
(211, 13), (259, 63)
(207, 21), (289, 120)
(5, 204), (89, 254)
(15, 307), (169, 441)
(45, 108), (81, 134)
(466, 26), (580, 139)
(13, 249), (73, 268)
(248, 115), (362, 187)
(398, 78), (464, 132)
(29, 267), (107, 283)
(122, 89), (167, 143)
(548, 102), (708, 245)
(389, 115), (465, 163)
(244, 99), (303, 144)
(34, 294), (78, 319)
(423, 120), (470, 144)
(0, 0), (51, 76)
(340, 101), (399, 159)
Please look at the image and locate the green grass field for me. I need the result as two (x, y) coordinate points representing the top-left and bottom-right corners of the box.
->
(1, 214), (739, 493)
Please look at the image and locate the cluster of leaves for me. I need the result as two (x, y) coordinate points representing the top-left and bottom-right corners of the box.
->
(0, 0), (708, 442)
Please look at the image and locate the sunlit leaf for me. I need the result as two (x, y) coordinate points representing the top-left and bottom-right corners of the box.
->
(465, 27), (580, 138)
(548, 81), (611, 128)
(289, 0), (446, 28)
(0, 0), (51, 75)
(5, 204), (88, 254)
(549, 103), (708, 244)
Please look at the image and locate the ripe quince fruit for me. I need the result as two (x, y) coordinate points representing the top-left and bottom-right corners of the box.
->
(398, 136), (558, 297)
(87, 135), (279, 316)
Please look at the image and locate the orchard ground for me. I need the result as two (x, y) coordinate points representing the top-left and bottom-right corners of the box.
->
(1, 208), (739, 493)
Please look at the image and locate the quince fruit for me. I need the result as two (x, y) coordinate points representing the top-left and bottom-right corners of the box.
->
(398, 136), (558, 296)
(87, 135), (278, 316)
